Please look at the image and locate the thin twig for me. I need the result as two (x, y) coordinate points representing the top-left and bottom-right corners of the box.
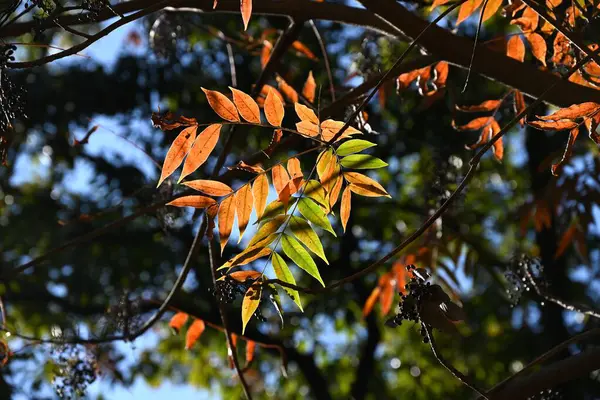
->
(309, 20), (335, 101)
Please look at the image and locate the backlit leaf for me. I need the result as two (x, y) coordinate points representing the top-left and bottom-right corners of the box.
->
(264, 88), (285, 127)
(453, 117), (493, 131)
(482, 0), (503, 21)
(241, 0), (252, 31)
(158, 125), (197, 187)
(167, 195), (217, 209)
(317, 149), (335, 186)
(296, 120), (320, 137)
(218, 194), (236, 252)
(221, 247), (272, 270)
(507, 35), (525, 62)
(379, 275), (394, 315)
(261, 40), (272, 69)
(179, 124), (222, 182)
(248, 215), (286, 246)
(202, 88), (240, 122)
(281, 234), (324, 286)
(328, 174), (343, 209)
(297, 197), (336, 236)
(235, 184), (254, 240)
(287, 157), (303, 180)
(231, 161), (264, 174)
(539, 102), (600, 121)
(169, 312), (188, 333)
(527, 119), (579, 131)
(245, 340), (256, 366)
(242, 282), (262, 334)
(289, 216), (328, 264)
(259, 200), (294, 222)
(227, 270), (262, 282)
(340, 155), (388, 169)
(555, 223), (577, 259)
(363, 287), (380, 317)
(551, 127), (579, 175)
(344, 172), (391, 198)
(526, 33), (547, 66)
(302, 71), (316, 103)
(292, 41), (317, 60)
(276, 76), (299, 103)
(320, 119), (362, 142)
(183, 179), (233, 196)
(264, 129), (283, 156)
(340, 187), (351, 232)
(185, 319), (206, 349)
(456, 100), (501, 112)
(252, 173), (269, 220)
(272, 252), (303, 311)
(336, 139), (377, 156)
(304, 180), (328, 209)
(457, 0), (484, 25)
(294, 103), (319, 124)
(230, 87), (260, 123)
(272, 164), (290, 197)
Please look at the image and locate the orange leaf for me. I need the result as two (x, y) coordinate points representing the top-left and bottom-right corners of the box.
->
(241, 0), (252, 30)
(539, 102), (600, 121)
(554, 223), (576, 259)
(431, 0), (450, 10)
(183, 180), (233, 196)
(296, 120), (320, 137)
(527, 119), (579, 131)
(552, 33), (572, 66)
(526, 33), (547, 66)
(433, 61), (449, 87)
(277, 76), (299, 103)
(261, 40), (272, 69)
(264, 88), (285, 127)
(506, 35), (525, 62)
(340, 186), (351, 232)
(493, 136), (504, 161)
(242, 282), (262, 334)
(397, 70), (420, 92)
(219, 194), (236, 252)
(272, 164), (290, 195)
(303, 71), (316, 103)
(551, 127), (579, 175)
(344, 172), (391, 198)
(482, 0), (503, 21)
(185, 319), (206, 349)
(202, 88), (240, 122)
(179, 124), (222, 182)
(294, 103), (319, 124)
(514, 90), (526, 126)
(252, 173), (269, 220)
(230, 87), (260, 124)
(292, 41), (317, 60)
(169, 312), (188, 333)
(457, 0), (484, 26)
(363, 287), (381, 317)
(379, 275), (394, 315)
(158, 125), (197, 187)
(523, 6), (539, 31)
(228, 270), (262, 282)
(231, 161), (265, 174)
(287, 158), (303, 180)
(320, 120), (362, 142)
(235, 184), (254, 240)
(222, 247), (272, 269)
(328, 174), (343, 209)
(245, 340), (256, 366)
(456, 100), (501, 112)
(453, 116), (494, 131)
(167, 195), (217, 209)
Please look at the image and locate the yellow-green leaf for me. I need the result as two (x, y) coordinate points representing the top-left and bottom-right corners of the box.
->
(272, 252), (303, 311)
(297, 197), (336, 236)
(220, 247), (272, 270)
(336, 139), (376, 156)
(289, 216), (328, 264)
(281, 234), (324, 286)
(340, 155), (388, 169)
(242, 282), (262, 334)
(259, 199), (296, 222)
(248, 216), (286, 247)
(304, 180), (328, 208)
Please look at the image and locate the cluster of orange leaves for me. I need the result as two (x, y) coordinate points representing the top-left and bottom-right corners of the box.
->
(362, 258), (413, 317)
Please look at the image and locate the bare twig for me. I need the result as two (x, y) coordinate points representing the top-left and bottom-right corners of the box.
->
(309, 20), (335, 101)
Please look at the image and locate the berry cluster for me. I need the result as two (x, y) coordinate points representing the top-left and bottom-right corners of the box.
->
(213, 276), (249, 304)
(505, 255), (547, 305)
(527, 388), (562, 400)
(51, 344), (97, 399)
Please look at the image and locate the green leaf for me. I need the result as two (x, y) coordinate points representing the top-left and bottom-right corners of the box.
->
(268, 284), (285, 326)
(258, 198), (297, 222)
(281, 234), (324, 286)
(247, 216), (286, 247)
(289, 216), (328, 264)
(304, 180), (328, 208)
(272, 253), (303, 311)
(340, 155), (388, 169)
(336, 139), (376, 156)
(297, 197), (336, 236)
(241, 282), (262, 334)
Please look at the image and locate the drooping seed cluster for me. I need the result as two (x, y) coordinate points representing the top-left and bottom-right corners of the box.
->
(505, 255), (547, 305)
(213, 276), (267, 321)
(51, 344), (97, 399)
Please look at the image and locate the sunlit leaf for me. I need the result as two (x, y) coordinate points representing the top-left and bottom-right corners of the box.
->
(289, 216), (328, 264)
(242, 282), (262, 334)
(317, 149), (335, 187)
(252, 173), (269, 220)
(296, 120), (320, 137)
(226, 270), (262, 282)
(261, 40), (272, 69)
(336, 139), (377, 156)
(272, 164), (291, 198)
(292, 41), (317, 60)
(527, 119), (579, 131)
(340, 187), (351, 232)
(158, 125), (197, 187)
(281, 234), (324, 286)
(456, 100), (501, 112)
(230, 87), (260, 123)
(363, 287), (380, 317)
(457, 0), (484, 25)
(179, 124), (222, 182)
(169, 312), (188, 334)
(241, 0), (252, 30)
(482, 0), (503, 21)
(248, 215), (286, 246)
(539, 102), (600, 121)
(294, 103), (319, 124)
(328, 174), (343, 210)
(340, 155), (388, 169)
(260, 199), (295, 222)
(344, 172), (391, 198)
(453, 117), (493, 131)
(220, 247), (272, 270)
(320, 119), (362, 142)
(218, 194), (236, 253)
(304, 180), (328, 209)
(167, 195), (217, 209)
(272, 252), (303, 311)
(245, 340), (256, 366)
(185, 319), (206, 349)
(302, 71), (316, 103)
(183, 179), (233, 196)
(297, 197), (336, 236)
(264, 88), (285, 127)
(551, 127), (579, 175)
(526, 33), (547, 66)
(379, 275), (395, 315)
(202, 88), (240, 122)
(276, 76), (299, 103)
(506, 35), (525, 62)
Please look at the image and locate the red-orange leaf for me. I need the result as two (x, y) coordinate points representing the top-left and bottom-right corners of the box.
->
(507, 35), (525, 62)
(202, 88), (240, 122)
(303, 71), (316, 103)
(379, 275), (394, 315)
(287, 158), (303, 180)
(219, 194), (236, 253)
(457, 0), (484, 25)
(235, 184), (254, 240)
(179, 124), (222, 182)
(514, 90), (526, 126)
(185, 319), (206, 349)
(272, 164), (290, 195)
(229, 270), (262, 282)
(292, 41), (317, 60)
(183, 180), (233, 196)
(252, 173), (269, 220)
(230, 161), (265, 174)
(431, 0), (450, 10)
(230, 87), (260, 124)
(456, 100), (501, 112)
(167, 195), (217, 209)
(526, 33), (547, 66)
(158, 125), (197, 187)
(261, 40), (273, 70)
(241, 0), (252, 31)
(453, 116), (494, 131)
(539, 102), (600, 121)
(397, 70), (420, 92)
(169, 312), (188, 333)
(433, 61), (449, 87)
(551, 127), (579, 175)
(554, 223), (576, 259)
(527, 119), (579, 131)
(340, 186), (351, 232)
(482, 0), (503, 22)
(363, 287), (381, 317)
(277, 76), (299, 103)
(328, 174), (343, 209)
(264, 88), (285, 126)
(245, 340), (256, 366)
